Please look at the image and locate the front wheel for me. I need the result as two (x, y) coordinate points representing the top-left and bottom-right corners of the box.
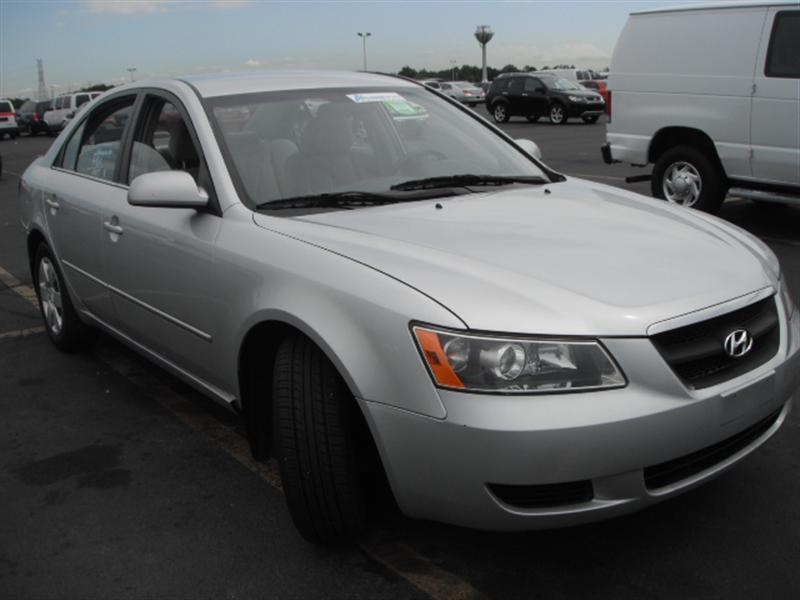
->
(651, 146), (727, 213)
(492, 103), (509, 123)
(549, 104), (567, 125)
(34, 243), (94, 351)
(273, 332), (373, 543)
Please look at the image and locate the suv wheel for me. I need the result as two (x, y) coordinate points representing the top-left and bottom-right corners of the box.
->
(492, 103), (509, 123)
(549, 103), (567, 125)
(273, 332), (372, 543)
(651, 146), (727, 213)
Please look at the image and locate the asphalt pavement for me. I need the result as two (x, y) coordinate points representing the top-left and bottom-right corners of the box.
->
(1, 120), (799, 600)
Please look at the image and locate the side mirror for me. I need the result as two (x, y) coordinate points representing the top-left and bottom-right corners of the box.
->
(128, 171), (209, 209)
(515, 138), (543, 160)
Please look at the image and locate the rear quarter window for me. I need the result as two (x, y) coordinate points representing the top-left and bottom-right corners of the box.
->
(766, 11), (800, 78)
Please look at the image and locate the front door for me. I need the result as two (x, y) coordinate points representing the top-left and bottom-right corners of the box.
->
(751, 8), (800, 186)
(523, 77), (548, 117)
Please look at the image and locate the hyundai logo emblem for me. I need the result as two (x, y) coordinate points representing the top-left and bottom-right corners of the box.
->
(724, 329), (754, 358)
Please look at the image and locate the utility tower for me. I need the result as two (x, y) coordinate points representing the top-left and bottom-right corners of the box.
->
(474, 26), (494, 83)
(37, 59), (47, 100)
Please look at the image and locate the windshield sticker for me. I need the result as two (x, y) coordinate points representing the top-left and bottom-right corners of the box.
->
(347, 92), (405, 104)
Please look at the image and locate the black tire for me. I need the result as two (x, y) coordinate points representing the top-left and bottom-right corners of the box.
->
(492, 103), (509, 123)
(549, 103), (567, 125)
(582, 116), (599, 124)
(651, 145), (727, 214)
(33, 243), (94, 352)
(526, 115), (539, 123)
(273, 332), (372, 543)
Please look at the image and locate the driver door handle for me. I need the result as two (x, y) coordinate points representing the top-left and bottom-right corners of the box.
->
(103, 219), (124, 235)
(45, 196), (60, 210)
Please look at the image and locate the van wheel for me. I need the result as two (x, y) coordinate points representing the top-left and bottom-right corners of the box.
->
(549, 104), (567, 125)
(33, 243), (94, 351)
(582, 116), (599, 124)
(526, 115), (539, 123)
(492, 103), (509, 123)
(273, 332), (371, 543)
(652, 146), (726, 213)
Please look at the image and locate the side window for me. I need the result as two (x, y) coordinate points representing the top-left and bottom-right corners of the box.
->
(128, 97), (201, 184)
(493, 78), (509, 92)
(75, 94), (91, 108)
(65, 97), (135, 181)
(508, 78), (524, 93)
(54, 97), (63, 110)
(766, 11), (800, 78)
(441, 83), (451, 90)
(63, 96), (72, 110)
(523, 78), (541, 92)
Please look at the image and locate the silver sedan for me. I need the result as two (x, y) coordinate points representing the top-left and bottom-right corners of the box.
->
(19, 70), (800, 543)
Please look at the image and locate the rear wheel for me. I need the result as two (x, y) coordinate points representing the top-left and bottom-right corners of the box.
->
(651, 145), (727, 213)
(273, 332), (372, 543)
(492, 103), (509, 123)
(549, 103), (567, 125)
(33, 243), (94, 351)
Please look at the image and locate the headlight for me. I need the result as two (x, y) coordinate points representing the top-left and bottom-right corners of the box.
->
(412, 325), (626, 394)
(780, 277), (796, 319)
(568, 95), (587, 103)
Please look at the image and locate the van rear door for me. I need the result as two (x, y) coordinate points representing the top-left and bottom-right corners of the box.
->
(751, 9), (800, 186)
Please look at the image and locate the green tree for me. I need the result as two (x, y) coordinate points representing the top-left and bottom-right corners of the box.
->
(79, 83), (115, 92)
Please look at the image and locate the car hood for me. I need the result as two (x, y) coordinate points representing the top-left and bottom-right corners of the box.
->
(252, 181), (774, 336)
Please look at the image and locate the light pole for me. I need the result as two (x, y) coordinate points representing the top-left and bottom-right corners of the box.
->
(357, 32), (371, 71)
(474, 25), (494, 84)
(127, 67), (137, 82)
(450, 59), (457, 81)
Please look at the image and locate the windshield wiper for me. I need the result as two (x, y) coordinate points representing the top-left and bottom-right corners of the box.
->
(257, 191), (400, 210)
(390, 174), (549, 192)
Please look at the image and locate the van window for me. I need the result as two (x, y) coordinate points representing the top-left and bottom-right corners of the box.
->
(766, 11), (800, 78)
(54, 97), (63, 110)
(62, 96), (71, 110)
(75, 94), (91, 108)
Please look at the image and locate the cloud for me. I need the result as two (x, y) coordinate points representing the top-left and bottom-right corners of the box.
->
(490, 41), (612, 69)
(81, 0), (249, 15)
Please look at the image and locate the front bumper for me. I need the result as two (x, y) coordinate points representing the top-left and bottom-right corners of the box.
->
(361, 308), (800, 531)
(567, 103), (605, 118)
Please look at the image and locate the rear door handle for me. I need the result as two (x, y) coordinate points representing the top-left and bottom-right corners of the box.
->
(45, 196), (60, 210)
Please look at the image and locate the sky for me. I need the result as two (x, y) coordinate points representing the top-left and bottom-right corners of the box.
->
(1, 0), (704, 98)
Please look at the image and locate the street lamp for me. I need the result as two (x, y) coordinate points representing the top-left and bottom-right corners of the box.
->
(127, 67), (137, 82)
(450, 59), (457, 81)
(357, 32), (371, 71)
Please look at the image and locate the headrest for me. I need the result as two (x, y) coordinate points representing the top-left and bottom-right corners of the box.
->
(300, 103), (353, 155)
(225, 130), (267, 160)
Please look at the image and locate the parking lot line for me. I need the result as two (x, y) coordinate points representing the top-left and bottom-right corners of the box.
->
(0, 265), (39, 308)
(95, 340), (489, 600)
(0, 325), (45, 340)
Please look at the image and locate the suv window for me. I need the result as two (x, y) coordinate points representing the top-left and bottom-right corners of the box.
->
(507, 78), (524, 93)
(492, 78), (509, 91)
(766, 11), (800, 78)
(128, 96), (202, 184)
(0, 101), (13, 113)
(582, 81), (598, 90)
(523, 78), (542, 92)
(60, 96), (135, 181)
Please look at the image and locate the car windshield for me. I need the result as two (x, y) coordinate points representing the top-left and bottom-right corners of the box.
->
(544, 78), (582, 91)
(207, 87), (549, 210)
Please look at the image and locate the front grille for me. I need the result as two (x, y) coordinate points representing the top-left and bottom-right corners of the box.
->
(651, 297), (779, 389)
(488, 480), (593, 509)
(644, 408), (782, 490)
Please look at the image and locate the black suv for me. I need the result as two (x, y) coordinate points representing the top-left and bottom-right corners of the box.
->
(17, 100), (53, 136)
(486, 73), (605, 125)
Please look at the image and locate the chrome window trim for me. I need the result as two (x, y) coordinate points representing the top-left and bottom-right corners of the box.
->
(62, 259), (212, 342)
(50, 166), (130, 190)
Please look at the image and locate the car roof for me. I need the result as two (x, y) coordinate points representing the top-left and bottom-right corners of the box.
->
(175, 69), (417, 98)
(632, 0), (796, 15)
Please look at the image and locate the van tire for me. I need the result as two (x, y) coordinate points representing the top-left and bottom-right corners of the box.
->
(651, 146), (726, 213)
(273, 332), (370, 543)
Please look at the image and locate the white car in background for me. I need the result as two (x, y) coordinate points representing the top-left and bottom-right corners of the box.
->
(0, 98), (20, 139)
(44, 92), (103, 132)
(603, 1), (799, 213)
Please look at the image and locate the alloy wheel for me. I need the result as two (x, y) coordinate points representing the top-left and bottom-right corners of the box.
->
(38, 257), (63, 335)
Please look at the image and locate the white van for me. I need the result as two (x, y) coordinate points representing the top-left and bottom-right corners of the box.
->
(537, 68), (593, 83)
(44, 92), (103, 131)
(603, 1), (799, 213)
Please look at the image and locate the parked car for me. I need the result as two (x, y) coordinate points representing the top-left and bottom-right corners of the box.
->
(486, 73), (605, 124)
(20, 70), (799, 543)
(0, 98), (20, 139)
(420, 79), (443, 90)
(448, 81), (486, 105)
(537, 68), (594, 83)
(17, 99), (53, 136)
(603, 1), (800, 213)
(580, 80), (610, 106)
(43, 92), (103, 132)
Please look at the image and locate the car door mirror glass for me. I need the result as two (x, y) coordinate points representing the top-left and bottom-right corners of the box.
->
(128, 170), (209, 209)
(515, 138), (543, 160)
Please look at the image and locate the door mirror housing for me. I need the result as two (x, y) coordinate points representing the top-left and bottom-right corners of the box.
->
(128, 171), (209, 209)
(515, 138), (543, 160)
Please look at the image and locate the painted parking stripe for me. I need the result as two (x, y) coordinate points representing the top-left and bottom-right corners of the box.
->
(0, 326), (46, 340)
(0, 266), (39, 308)
(94, 342), (489, 600)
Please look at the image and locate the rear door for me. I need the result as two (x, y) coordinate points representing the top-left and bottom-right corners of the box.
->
(751, 9), (800, 186)
(522, 77), (548, 117)
(506, 77), (525, 115)
(44, 93), (138, 323)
